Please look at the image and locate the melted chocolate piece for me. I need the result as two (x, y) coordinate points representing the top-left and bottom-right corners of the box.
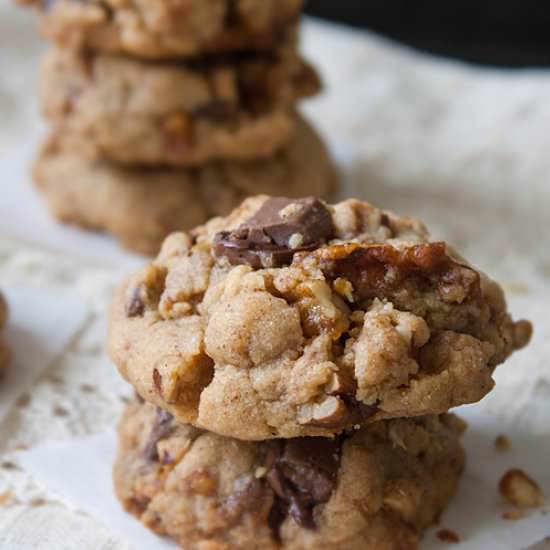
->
(126, 287), (145, 317)
(264, 436), (342, 530)
(143, 409), (174, 462)
(213, 197), (334, 268)
(193, 100), (239, 121)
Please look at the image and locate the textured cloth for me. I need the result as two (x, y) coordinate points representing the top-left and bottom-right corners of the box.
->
(0, 4), (549, 549)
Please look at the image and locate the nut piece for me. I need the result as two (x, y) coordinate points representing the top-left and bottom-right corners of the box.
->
(298, 396), (349, 428)
(499, 469), (545, 508)
(436, 529), (460, 543)
(502, 510), (525, 521)
(495, 435), (511, 452)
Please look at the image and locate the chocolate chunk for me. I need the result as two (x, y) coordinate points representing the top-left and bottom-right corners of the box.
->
(213, 197), (334, 268)
(357, 402), (379, 422)
(153, 368), (163, 393)
(193, 100), (239, 121)
(143, 408), (174, 462)
(264, 437), (342, 530)
(126, 287), (145, 317)
(223, 477), (274, 525)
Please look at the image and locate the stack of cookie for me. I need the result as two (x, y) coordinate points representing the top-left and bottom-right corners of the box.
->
(108, 195), (531, 549)
(20, 0), (335, 255)
(0, 291), (9, 374)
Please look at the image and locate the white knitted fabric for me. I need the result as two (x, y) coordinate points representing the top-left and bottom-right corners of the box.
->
(0, 3), (548, 549)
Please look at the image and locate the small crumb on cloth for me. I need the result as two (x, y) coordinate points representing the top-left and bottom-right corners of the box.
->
(0, 490), (13, 506)
(495, 434), (511, 451)
(502, 510), (526, 521)
(499, 468), (545, 508)
(437, 528), (460, 543)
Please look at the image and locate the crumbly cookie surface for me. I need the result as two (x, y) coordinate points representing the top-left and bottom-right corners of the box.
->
(20, 0), (302, 60)
(114, 400), (465, 550)
(0, 291), (10, 373)
(40, 45), (319, 166)
(34, 117), (335, 255)
(109, 196), (531, 438)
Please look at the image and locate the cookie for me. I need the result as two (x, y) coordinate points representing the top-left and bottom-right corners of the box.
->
(0, 291), (10, 373)
(114, 400), (465, 550)
(33, 117), (336, 255)
(39, 45), (319, 166)
(108, 196), (531, 439)
(19, 0), (302, 60)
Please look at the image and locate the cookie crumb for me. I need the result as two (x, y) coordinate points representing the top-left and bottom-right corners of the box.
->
(0, 490), (13, 506)
(53, 405), (69, 417)
(279, 202), (303, 218)
(288, 233), (304, 249)
(16, 393), (31, 408)
(499, 468), (545, 508)
(495, 435), (511, 451)
(502, 510), (525, 521)
(333, 277), (354, 302)
(437, 528), (460, 543)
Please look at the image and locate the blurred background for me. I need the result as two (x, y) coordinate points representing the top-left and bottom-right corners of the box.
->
(306, 0), (550, 66)
(1, 0), (549, 267)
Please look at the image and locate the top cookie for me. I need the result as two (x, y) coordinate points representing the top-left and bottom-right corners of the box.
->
(19, 0), (302, 60)
(109, 196), (532, 440)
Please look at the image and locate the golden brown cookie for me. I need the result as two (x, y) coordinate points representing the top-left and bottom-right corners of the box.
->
(40, 46), (320, 166)
(108, 196), (531, 439)
(114, 400), (466, 550)
(33, 116), (336, 255)
(19, 0), (302, 60)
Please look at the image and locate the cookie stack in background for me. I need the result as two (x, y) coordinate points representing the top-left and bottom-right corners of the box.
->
(19, 0), (336, 255)
(108, 195), (531, 549)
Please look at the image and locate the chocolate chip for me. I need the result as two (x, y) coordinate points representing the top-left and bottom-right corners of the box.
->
(193, 100), (239, 121)
(126, 287), (145, 317)
(213, 197), (334, 268)
(153, 369), (162, 393)
(143, 409), (174, 462)
(264, 436), (342, 530)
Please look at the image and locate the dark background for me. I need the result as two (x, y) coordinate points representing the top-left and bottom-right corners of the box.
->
(304, 0), (550, 67)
